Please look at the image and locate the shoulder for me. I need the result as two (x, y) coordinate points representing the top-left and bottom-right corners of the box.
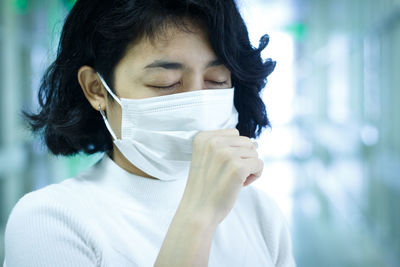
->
(6, 181), (82, 223)
(7, 172), (97, 220)
(3, 179), (103, 266)
(4, 179), (97, 241)
(5, 167), (106, 238)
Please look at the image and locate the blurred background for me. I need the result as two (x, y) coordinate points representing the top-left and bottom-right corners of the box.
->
(1, 0), (399, 266)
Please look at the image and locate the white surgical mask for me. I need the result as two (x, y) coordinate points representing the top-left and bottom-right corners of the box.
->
(97, 73), (239, 181)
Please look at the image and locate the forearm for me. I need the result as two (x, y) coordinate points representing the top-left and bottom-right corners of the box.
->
(154, 206), (218, 267)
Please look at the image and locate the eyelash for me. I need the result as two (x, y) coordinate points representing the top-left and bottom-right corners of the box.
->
(151, 83), (179, 90)
(211, 81), (228, 86)
(152, 81), (227, 90)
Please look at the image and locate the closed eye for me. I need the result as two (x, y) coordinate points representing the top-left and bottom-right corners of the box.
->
(149, 80), (228, 90)
(208, 81), (227, 86)
(150, 82), (180, 90)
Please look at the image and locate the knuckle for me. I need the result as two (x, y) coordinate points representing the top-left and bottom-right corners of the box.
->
(208, 136), (222, 149)
(231, 160), (245, 177)
(193, 131), (215, 148)
(193, 132), (205, 146)
(238, 136), (254, 148)
(240, 136), (251, 142)
(216, 147), (232, 161)
(243, 138), (255, 148)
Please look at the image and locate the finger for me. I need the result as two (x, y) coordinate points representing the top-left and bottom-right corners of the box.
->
(243, 174), (261, 187)
(193, 129), (239, 147)
(213, 128), (240, 136)
(229, 147), (259, 159)
(221, 136), (255, 149)
(239, 158), (264, 181)
(252, 159), (264, 177)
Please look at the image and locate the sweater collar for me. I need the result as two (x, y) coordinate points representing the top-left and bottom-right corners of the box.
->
(82, 153), (188, 212)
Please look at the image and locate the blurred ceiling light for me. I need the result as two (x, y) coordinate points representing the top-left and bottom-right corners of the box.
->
(360, 124), (379, 146)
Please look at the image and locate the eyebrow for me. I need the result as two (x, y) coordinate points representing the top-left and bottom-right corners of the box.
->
(144, 59), (223, 70)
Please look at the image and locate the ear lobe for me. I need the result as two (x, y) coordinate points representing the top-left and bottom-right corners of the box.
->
(78, 65), (107, 111)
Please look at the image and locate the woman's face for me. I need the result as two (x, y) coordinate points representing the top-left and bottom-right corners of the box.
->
(79, 22), (232, 177)
(106, 22), (232, 138)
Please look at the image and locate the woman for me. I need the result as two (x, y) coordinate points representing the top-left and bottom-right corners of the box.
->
(3, 0), (295, 266)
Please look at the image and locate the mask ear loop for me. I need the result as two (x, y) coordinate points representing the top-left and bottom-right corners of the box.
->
(98, 104), (118, 140)
(97, 73), (122, 106)
(97, 72), (121, 140)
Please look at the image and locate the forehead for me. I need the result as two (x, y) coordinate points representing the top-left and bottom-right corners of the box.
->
(119, 22), (217, 68)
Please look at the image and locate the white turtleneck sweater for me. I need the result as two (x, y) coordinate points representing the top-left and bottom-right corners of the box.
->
(3, 154), (296, 267)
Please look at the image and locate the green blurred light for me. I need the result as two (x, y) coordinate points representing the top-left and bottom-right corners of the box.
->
(13, 0), (29, 13)
(62, 0), (77, 10)
(284, 23), (307, 41)
(66, 153), (103, 178)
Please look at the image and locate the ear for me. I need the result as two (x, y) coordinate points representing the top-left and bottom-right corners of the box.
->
(78, 65), (107, 112)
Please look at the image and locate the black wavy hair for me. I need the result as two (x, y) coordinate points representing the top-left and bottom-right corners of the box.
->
(25, 0), (276, 155)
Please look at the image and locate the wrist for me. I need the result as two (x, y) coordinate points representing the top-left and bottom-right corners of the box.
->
(175, 202), (219, 232)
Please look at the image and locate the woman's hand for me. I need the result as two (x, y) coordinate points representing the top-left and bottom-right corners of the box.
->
(178, 128), (264, 226)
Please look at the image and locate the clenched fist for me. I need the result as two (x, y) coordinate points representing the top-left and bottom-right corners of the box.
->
(179, 128), (264, 226)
